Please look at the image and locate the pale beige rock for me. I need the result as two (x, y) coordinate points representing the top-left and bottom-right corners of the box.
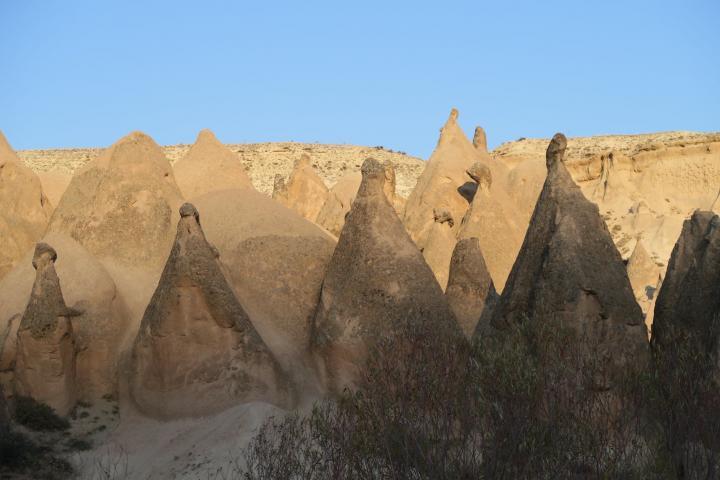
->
(445, 238), (498, 338)
(190, 188), (336, 399)
(316, 161), (406, 237)
(313, 158), (461, 392)
(0, 131), (53, 280)
(405, 110), (514, 287)
(626, 239), (661, 320)
(403, 109), (478, 254)
(47, 131), (184, 270)
(130, 204), (289, 418)
(457, 161), (525, 291)
(272, 154), (329, 222)
(0, 233), (132, 403)
(495, 132), (720, 268)
(37, 169), (72, 211)
(46, 132), (185, 341)
(316, 172), (361, 237)
(173, 129), (254, 199)
(14, 243), (80, 416)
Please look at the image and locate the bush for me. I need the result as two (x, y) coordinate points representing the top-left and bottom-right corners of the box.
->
(14, 396), (70, 431)
(241, 317), (719, 479)
(0, 426), (73, 479)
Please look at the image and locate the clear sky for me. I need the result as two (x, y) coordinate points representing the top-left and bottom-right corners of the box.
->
(1, 0), (718, 158)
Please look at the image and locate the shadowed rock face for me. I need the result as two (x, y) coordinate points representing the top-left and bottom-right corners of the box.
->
(173, 129), (254, 199)
(312, 158), (462, 392)
(272, 154), (329, 222)
(489, 134), (648, 383)
(14, 243), (80, 416)
(652, 211), (720, 368)
(445, 238), (498, 338)
(0, 131), (53, 280)
(129, 204), (289, 419)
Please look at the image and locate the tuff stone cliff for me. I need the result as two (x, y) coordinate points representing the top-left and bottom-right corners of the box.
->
(14, 130), (720, 284)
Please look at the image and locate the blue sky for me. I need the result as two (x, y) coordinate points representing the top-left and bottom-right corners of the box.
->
(1, 0), (718, 158)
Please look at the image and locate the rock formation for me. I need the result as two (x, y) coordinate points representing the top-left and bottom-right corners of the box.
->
(190, 188), (335, 397)
(473, 126), (488, 152)
(0, 131), (53, 280)
(312, 158), (461, 392)
(14, 243), (80, 416)
(46, 132), (185, 330)
(173, 129), (254, 199)
(403, 109), (479, 282)
(651, 211), (720, 361)
(404, 110), (513, 287)
(445, 238), (498, 338)
(489, 134), (648, 382)
(0, 233), (132, 403)
(422, 209), (457, 289)
(272, 154), (329, 222)
(457, 161), (525, 291)
(493, 132), (720, 266)
(48, 131), (184, 270)
(316, 172), (362, 237)
(626, 239), (661, 323)
(130, 204), (288, 418)
(317, 161), (405, 237)
(37, 169), (72, 211)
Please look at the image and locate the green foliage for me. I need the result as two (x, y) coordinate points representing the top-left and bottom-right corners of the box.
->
(14, 395), (70, 431)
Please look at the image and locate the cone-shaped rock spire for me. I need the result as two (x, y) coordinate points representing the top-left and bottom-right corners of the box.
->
(0, 131), (53, 280)
(312, 158), (462, 392)
(652, 211), (720, 359)
(457, 160), (524, 291)
(490, 134), (648, 380)
(129, 203), (289, 418)
(403, 109), (480, 283)
(14, 243), (80, 416)
(0, 233), (132, 403)
(445, 238), (498, 338)
(173, 129), (253, 199)
(272, 154), (329, 222)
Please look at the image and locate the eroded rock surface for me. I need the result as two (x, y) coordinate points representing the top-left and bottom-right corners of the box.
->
(272, 154), (329, 222)
(14, 244), (80, 416)
(652, 211), (720, 369)
(0, 131), (53, 280)
(130, 204), (288, 418)
(313, 158), (461, 392)
(489, 134), (648, 385)
(445, 237), (498, 338)
(173, 129), (254, 199)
